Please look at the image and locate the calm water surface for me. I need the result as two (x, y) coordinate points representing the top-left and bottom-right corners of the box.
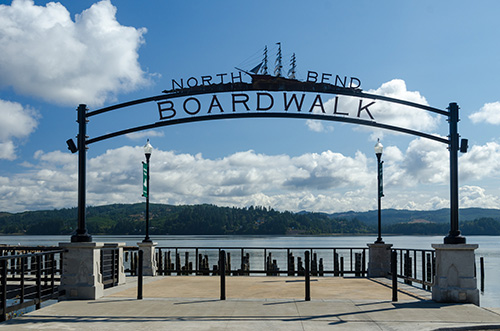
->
(1, 235), (498, 307)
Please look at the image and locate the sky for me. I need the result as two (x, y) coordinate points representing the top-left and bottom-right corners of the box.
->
(1, 0), (500, 214)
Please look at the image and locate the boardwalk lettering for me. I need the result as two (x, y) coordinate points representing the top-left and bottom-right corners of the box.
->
(158, 93), (375, 121)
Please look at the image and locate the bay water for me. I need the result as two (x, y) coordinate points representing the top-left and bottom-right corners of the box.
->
(1, 235), (498, 307)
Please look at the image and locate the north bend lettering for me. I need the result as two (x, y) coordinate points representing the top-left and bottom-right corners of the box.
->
(171, 72), (245, 90)
(169, 70), (361, 91)
(157, 92), (375, 121)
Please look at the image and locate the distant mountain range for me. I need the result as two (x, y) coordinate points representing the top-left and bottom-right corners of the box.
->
(328, 208), (500, 226)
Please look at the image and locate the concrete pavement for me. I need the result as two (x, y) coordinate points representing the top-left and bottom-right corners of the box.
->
(1, 276), (500, 330)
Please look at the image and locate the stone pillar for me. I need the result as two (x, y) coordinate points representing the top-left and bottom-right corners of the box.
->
(104, 243), (126, 286)
(59, 242), (104, 300)
(367, 243), (393, 277)
(432, 244), (479, 306)
(137, 241), (157, 276)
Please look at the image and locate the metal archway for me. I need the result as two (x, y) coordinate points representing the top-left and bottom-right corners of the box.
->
(68, 79), (467, 244)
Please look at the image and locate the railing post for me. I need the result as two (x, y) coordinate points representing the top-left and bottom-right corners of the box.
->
(1, 259), (7, 322)
(137, 250), (143, 300)
(112, 249), (116, 286)
(36, 255), (41, 309)
(240, 248), (243, 276)
(305, 251), (310, 301)
(340, 256), (344, 277)
(362, 249), (366, 276)
(421, 251), (425, 289)
(391, 250), (398, 302)
(426, 253), (432, 290)
(43, 254), (48, 287)
(413, 251), (417, 281)
(220, 250), (226, 300)
(130, 251), (136, 276)
(21, 256), (25, 303)
(100, 249), (104, 280)
(51, 253), (55, 296)
(333, 250), (339, 276)
(263, 248), (267, 273)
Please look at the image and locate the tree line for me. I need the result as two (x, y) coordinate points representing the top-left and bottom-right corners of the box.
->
(0, 203), (499, 236)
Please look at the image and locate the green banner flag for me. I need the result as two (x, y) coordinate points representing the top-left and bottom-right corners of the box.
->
(142, 162), (148, 197)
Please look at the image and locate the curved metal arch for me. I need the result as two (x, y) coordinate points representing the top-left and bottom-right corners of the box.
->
(86, 112), (449, 145)
(87, 82), (449, 118)
(72, 81), (465, 245)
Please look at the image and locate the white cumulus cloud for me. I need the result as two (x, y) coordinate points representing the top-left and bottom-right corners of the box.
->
(125, 130), (165, 140)
(365, 79), (437, 132)
(0, 99), (38, 160)
(459, 185), (500, 209)
(4, 140), (500, 213)
(323, 79), (439, 136)
(384, 137), (449, 187)
(305, 119), (334, 133)
(469, 102), (500, 125)
(0, 0), (150, 106)
(459, 142), (500, 181)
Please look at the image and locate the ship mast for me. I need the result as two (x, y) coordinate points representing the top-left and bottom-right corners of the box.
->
(288, 53), (296, 79)
(261, 45), (268, 75)
(274, 42), (282, 77)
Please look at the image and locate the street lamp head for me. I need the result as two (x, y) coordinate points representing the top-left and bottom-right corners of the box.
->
(144, 139), (153, 157)
(374, 138), (383, 156)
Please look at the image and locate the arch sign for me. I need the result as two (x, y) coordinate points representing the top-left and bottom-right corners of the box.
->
(67, 66), (468, 245)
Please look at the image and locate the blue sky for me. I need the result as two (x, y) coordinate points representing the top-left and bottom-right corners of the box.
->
(1, 0), (500, 213)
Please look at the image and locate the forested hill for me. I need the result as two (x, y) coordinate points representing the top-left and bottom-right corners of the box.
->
(0, 204), (371, 235)
(329, 208), (500, 226)
(1, 203), (500, 236)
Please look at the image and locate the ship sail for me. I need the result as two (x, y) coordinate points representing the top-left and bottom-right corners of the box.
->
(250, 62), (263, 74)
(236, 43), (297, 81)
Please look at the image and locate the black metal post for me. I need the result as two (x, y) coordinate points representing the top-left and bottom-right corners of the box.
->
(72, 104), (92, 242)
(143, 153), (152, 243)
(220, 250), (226, 300)
(480, 256), (485, 292)
(444, 103), (466, 244)
(137, 250), (143, 300)
(391, 250), (397, 302)
(305, 251), (311, 301)
(375, 153), (384, 244)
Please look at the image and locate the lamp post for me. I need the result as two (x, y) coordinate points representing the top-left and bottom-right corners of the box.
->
(143, 139), (153, 243)
(374, 139), (384, 244)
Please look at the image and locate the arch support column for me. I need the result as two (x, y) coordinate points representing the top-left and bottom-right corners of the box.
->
(444, 102), (465, 244)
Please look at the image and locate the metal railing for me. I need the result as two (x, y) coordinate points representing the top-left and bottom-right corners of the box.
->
(124, 246), (368, 277)
(0, 248), (64, 321)
(124, 246), (138, 275)
(391, 248), (435, 289)
(100, 246), (120, 289)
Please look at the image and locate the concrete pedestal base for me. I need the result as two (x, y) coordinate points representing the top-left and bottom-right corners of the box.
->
(59, 242), (104, 300)
(432, 244), (479, 306)
(367, 243), (393, 277)
(138, 241), (157, 276)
